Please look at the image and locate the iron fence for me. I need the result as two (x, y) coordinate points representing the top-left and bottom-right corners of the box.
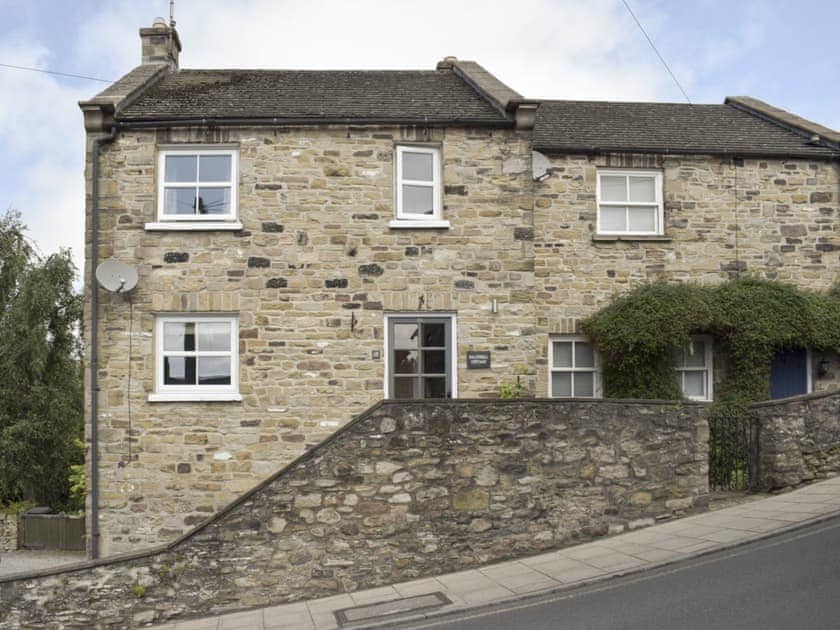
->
(708, 411), (759, 491)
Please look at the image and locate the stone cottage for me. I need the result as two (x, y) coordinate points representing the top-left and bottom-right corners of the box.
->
(80, 20), (839, 557)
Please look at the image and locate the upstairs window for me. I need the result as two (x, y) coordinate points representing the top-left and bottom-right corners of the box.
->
(157, 149), (238, 222)
(596, 169), (663, 235)
(675, 336), (713, 401)
(549, 337), (600, 398)
(392, 145), (446, 228)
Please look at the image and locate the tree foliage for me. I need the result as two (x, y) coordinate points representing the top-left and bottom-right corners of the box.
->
(0, 210), (83, 509)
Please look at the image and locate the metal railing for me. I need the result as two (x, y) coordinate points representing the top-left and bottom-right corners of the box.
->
(708, 411), (759, 491)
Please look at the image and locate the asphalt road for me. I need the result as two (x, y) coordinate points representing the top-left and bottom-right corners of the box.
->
(405, 515), (840, 630)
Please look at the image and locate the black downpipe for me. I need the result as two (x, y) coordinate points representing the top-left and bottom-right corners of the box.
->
(89, 126), (116, 559)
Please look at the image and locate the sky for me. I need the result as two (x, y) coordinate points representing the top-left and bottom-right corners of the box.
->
(0, 0), (838, 280)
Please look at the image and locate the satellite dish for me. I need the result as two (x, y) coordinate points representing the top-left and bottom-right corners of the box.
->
(95, 260), (138, 293)
(532, 150), (552, 182)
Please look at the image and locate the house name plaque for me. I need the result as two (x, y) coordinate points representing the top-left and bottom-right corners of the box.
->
(466, 351), (491, 369)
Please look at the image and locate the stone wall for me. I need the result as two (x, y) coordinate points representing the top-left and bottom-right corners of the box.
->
(533, 152), (840, 394)
(86, 124), (536, 554)
(752, 390), (840, 490)
(2, 399), (708, 628)
(0, 513), (17, 552)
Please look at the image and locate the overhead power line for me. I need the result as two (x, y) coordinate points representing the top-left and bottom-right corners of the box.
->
(0, 62), (113, 83)
(620, 0), (692, 105)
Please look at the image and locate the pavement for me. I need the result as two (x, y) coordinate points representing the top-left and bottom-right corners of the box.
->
(0, 549), (86, 577)
(151, 476), (840, 630)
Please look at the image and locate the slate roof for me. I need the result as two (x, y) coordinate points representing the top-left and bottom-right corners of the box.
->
(533, 101), (839, 158)
(115, 69), (512, 124)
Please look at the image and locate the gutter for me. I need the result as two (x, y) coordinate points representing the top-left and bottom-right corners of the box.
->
(112, 116), (515, 129)
(531, 144), (840, 161)
(89, 126), (117, 560)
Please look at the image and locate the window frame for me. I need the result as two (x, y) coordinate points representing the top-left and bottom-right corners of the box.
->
(596, 169), (664, 236)
(149, 314), (241, 402)
(155, 147), (239, 225)
(548, 336), (601, 398)
(391, 144), (447, 228)
(675, 335), (714, 402)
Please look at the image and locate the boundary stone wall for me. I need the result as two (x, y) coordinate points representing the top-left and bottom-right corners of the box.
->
(1, 399), (708, 629)
(0, 513), (17, 552)
(752, 390), (840, 489)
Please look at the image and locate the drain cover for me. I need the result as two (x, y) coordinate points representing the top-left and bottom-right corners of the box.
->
(334, 592), (451, 626)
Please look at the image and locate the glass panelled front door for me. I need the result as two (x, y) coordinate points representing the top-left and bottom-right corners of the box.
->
(389, 317), (452, 399)
(770, 347), (809, 399)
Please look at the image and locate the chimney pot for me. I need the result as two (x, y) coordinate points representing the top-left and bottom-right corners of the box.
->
(436, 56), (458, 71)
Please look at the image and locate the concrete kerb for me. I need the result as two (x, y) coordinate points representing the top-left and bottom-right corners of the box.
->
(359, 499), (840, 629)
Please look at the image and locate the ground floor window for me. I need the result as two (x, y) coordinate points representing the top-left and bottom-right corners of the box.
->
(149, 314), (240, 402)
(386, 314), (455, 399)
(549, 337), (600, 398)
(675, 336), (713, 401)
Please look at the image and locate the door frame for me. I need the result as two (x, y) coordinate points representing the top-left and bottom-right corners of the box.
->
(383, 312), (458, 399)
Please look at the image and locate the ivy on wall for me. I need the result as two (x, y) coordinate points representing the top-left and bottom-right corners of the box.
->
(582, 277), (840, 404)
(582, 278), (840, 488)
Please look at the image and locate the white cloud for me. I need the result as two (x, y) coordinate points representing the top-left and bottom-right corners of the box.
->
(0, 39), (88, 277)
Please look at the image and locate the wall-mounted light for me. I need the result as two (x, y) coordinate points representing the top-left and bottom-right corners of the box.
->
(491, 299), (498, 314)
(817, 358), (830, 378)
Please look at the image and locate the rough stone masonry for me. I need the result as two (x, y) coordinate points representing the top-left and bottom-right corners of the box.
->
(87, 124), (538, 554)
(752, 390), (840, 490)
(1, 399), (708, 628)
(87, 120), (839, 555)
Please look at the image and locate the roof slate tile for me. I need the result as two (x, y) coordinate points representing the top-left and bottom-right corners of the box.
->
(116, 69), (511, 123)
(533, 101), (838, 158)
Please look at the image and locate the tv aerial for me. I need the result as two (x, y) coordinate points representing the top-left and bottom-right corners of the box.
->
(95, 260), (138, 293)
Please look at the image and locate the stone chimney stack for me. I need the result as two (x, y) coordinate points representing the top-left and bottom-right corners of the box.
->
(139, 17), (181, 68)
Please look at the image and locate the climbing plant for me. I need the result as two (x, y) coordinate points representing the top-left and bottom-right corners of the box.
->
(582, 277), (840, 402)
(582, 277), (840, 489)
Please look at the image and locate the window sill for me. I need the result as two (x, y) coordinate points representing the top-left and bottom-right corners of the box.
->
(145, 221), (244, 232)
(148, 392), (243, 402)
(592, 234), (671, 242)
(389, 220), (451, 229)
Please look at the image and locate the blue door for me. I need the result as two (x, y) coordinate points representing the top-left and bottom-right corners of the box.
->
(769, 348), (808, 399)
